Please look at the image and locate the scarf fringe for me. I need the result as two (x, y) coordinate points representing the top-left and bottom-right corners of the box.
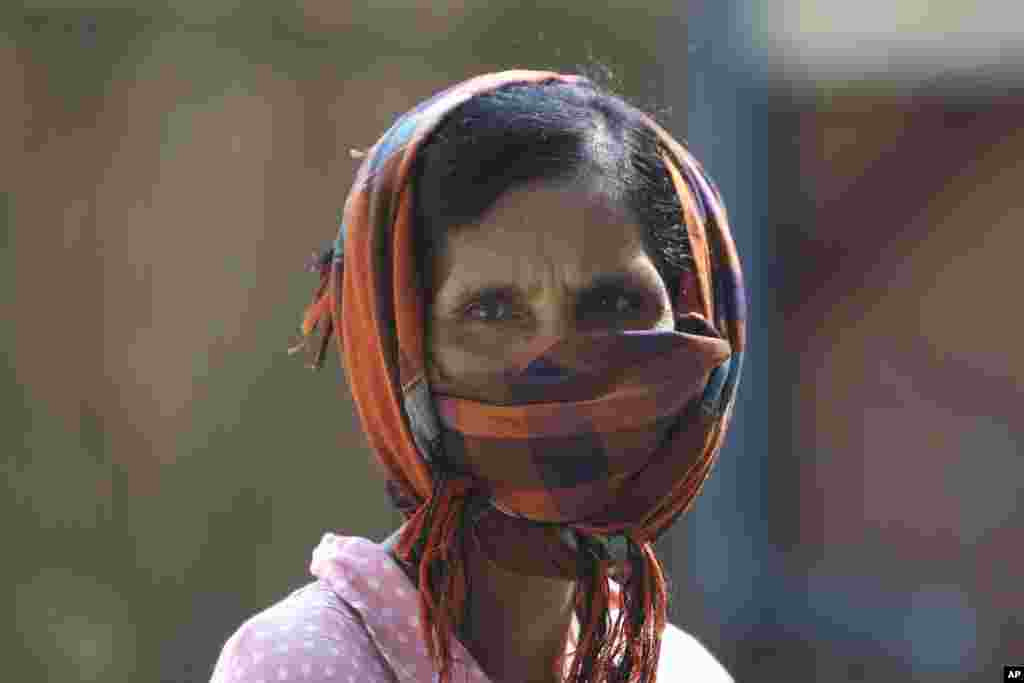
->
(557, 536), (667, 679)
(287, 248), (339, 371)
(563, 537), (667, 683)
(393, 472), (477, 683)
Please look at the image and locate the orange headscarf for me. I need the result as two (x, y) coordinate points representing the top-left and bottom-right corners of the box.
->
(290, 70), (746, 683)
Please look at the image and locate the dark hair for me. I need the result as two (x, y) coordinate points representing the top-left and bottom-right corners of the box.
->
(412, 72), (692, 309)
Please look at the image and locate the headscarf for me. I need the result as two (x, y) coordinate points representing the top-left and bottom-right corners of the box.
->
(289, 70), (746, 683)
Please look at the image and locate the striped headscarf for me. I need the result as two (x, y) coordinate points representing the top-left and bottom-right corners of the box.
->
(290, 70), (746, 683)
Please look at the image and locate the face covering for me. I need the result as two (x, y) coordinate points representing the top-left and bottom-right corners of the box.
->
(432, 318), (728, 537)
(289, 70), (746, 683)
(427, 318), (731, 596)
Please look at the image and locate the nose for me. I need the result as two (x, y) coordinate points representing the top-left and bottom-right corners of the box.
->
(530, 287), (576, 339)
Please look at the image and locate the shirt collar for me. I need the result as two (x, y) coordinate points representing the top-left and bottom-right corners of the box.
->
(311, 532), (490, 683)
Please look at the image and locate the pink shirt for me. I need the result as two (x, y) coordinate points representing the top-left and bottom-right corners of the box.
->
(210, 533), (733, 682)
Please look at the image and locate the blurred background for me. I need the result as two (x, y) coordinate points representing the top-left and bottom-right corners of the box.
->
(2, 1), (1021, 681)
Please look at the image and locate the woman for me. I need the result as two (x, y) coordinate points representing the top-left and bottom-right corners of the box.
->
(211, 69), (744, 683)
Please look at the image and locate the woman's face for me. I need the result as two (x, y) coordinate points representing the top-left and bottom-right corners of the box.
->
(426, 178), (676, 399)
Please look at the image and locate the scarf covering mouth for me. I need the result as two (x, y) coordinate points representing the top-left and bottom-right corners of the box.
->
(291, 70), (746, 683)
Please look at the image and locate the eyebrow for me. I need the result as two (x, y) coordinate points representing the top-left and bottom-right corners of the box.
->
(445, 271), (659, 313)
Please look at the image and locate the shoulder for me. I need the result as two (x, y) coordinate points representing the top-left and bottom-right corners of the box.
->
(659, 622), (734, 683)
(210, 580), (398, 683)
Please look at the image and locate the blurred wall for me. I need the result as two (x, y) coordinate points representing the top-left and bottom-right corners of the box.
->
(736, 3), (1023, 681)
(783, 91), (1024, 682)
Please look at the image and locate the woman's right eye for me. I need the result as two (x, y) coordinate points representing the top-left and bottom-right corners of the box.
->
(464, 295), (518, 322)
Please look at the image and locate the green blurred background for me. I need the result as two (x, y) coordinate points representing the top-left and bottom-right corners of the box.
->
(4, 1), (1021, 681)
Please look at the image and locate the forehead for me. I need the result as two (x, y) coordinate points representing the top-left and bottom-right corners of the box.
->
(436, 179), (647, 282)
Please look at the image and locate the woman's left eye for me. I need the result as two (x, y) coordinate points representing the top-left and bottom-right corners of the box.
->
(586, 289), (641, 315)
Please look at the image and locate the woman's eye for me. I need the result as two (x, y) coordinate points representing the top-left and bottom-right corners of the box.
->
(585, 289), (641, 315)
(465, 296), (517, 322)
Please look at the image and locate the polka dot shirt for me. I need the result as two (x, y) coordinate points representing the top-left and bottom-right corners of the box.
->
(209, 534), (733, 682)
